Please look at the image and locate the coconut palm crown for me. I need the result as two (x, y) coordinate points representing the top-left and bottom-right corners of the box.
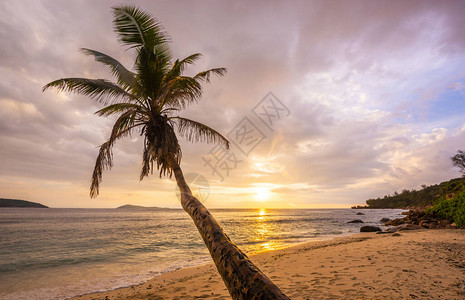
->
(43, 5), (229, 197)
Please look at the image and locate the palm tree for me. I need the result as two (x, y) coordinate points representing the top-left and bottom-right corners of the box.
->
(43, 6), (288, 299)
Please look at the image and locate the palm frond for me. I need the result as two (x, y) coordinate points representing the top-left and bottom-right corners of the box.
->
(80, 48), (138, 90)
(113, 5), (172, 97)
(161, 53), (202, 86)
(109, 109), (138, 141)
(161, 59), (181, 85)
(90, 112), (140, 198)
(42, 78), (136, 105)
(180, 53), (202, 66)
(172, 117), (230, 149)
(160, 107), (179, 114)
(95, 103), (148, 117)
(159, 67), (226, 110)
(135, 48), (168, 102)
(112, 5), (170, 53)
(194, 68), (227, 83)
(158, 76), (202, 109)
(90, 140), (113, 198)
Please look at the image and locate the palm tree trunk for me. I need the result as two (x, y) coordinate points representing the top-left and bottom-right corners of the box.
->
(168, 156), (289, 299)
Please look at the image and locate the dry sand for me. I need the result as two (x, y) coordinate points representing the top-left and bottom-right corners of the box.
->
(74, 230), (465, 299)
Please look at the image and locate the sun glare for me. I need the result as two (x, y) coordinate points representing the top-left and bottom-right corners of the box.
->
(253, 187), (271, 201)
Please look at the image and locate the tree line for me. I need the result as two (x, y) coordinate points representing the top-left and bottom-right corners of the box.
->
(355, 177), (465, 209)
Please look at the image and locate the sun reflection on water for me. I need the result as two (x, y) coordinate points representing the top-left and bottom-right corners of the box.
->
(250, 208), (284, 252)
(259, 241), (279, 251)
(258, 208), (266, 221)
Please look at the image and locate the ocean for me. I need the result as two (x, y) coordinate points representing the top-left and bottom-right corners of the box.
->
(0, 208), (404, 299)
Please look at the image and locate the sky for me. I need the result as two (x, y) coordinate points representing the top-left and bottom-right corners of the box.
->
(1, 0), (465, 209)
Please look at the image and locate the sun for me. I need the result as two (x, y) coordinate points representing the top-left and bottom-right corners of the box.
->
(253, 187), (271, 202)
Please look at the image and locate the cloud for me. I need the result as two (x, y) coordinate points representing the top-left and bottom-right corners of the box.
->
(1, 0), (465, 208)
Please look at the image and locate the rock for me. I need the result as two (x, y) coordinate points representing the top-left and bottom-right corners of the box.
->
(438, 219), (451, 228)
(360, 226), (381, 232)
(386, 227), (399, 232)
(420, 222), (433, 228)
(381, 208), (456, 229)
(392, 233), (401, 236)
(380, 217), (391, 223)
(356, 212), (365, 215)
(400, 224), (424, 231)
(347, 219), (364, 223)
(387, 224), (424, 232)
(390, 218), (405, 226)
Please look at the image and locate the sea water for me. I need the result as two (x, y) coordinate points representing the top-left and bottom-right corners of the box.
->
(0, 208), (404, 299)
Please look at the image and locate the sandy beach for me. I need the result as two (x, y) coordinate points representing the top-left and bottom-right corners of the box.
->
(73, 229), (465, 299)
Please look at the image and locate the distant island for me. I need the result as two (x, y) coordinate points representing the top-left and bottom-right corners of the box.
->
(116, 204), (174, 210)
(0, 198), (48, 208)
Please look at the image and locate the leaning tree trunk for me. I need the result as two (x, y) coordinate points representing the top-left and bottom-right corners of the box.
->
(168, 157), (289, 299)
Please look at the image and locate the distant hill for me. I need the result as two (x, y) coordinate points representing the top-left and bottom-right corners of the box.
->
(0, 198), (48, 208)
(116, 204), (173, 210)
(353, 177), (465, 209)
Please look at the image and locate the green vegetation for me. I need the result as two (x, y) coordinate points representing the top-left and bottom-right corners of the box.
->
(0, 198), (48, 208)
(428, 190), (465, 227)
(356, 177), (465, 227)
(358, 177), (465, 209)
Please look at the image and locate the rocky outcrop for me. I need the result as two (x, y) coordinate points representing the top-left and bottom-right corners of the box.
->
(385, 218), (405, 226)
(347, 219), (364, 223)
(384, 208), (459, 229)
(387, 224), (424, 233)
(360, 226), (381, 232)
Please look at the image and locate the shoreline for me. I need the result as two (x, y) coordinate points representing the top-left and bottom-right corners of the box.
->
(69, 231), (359, 298)
(73, 229), (465, 299)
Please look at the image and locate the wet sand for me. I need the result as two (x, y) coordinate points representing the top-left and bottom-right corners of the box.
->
(74, 230), (465, 299)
